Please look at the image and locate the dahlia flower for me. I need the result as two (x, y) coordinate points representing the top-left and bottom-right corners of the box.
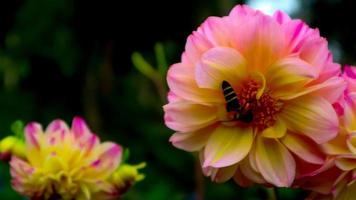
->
(302, 66), (356, 200)
(10, 117), (143, 200)
(164, 5), (345, 187)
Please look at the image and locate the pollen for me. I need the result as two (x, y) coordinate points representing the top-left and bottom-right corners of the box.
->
(237, 79), (283, 131)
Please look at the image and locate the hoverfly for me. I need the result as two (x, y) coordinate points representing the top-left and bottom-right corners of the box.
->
(221, 80), (253, 123)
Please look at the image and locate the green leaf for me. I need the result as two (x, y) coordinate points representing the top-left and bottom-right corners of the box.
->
(122, 148), (130, 163)
(154, 42), (167, 76)
(131, 52), (156, 79)
(11, 120), (24, 140)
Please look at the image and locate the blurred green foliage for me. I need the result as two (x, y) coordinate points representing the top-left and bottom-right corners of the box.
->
(0, 0), (350, 199)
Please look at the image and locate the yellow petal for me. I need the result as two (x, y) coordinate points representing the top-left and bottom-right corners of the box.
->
(254, 136), (295, 187)
(250, 71), (266, 100)
(336, 180), (356, 200)
(343, 94), (356, 132)
(266, 56), (316, 99)
(261, 118), (286, 138)
(335, 155), (356, 171)
(321, 131), (349, 155)
(196, 47), (247, 89)
(280, 95), (338, 144)
(80, 185), (91, 200)
(43, 154), (67, 174)
(281, 76), (345, 103)
(347, 133), (356, 154)
(204, 125), (253, 168)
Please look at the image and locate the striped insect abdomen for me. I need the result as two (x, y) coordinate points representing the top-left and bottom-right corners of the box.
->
(221, 80), (241, 112)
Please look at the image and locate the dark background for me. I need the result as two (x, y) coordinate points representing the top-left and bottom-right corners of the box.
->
(0, 0), (352, 199)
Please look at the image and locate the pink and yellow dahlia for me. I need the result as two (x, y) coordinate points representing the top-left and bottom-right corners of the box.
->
(302, 66), (356, 200)
(164, 5), (345, 187)
(10, 117), (143, 200)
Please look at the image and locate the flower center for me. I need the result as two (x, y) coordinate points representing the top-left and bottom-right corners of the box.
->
(224, 79), (283, 131)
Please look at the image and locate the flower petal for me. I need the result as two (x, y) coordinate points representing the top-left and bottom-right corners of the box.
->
(343, 93), (356, 132)
(321, 132), (349, 155)
(281, 76), (346, 103)
(82, 134), (100, 156)
(273, 10), (291, 24)
(229, 10), (286, 70)
(97, 143), (122, 167)
(267, 56), (317, 99)
(335, 155), (356, 171)
(164, 101), (219, 132)
(308, 76), (346, 104)
(72, 117), (91, 139)
(331, 171), (350, 198)
(299, 37), (329, 74)
(248, 144), (259, 172)
(240, 157), (266, 184)
(254, 136), (295, 187)
(296, 165), (341, 195)
(344, 66), (356, 93)
(45, 119), (69, 145)
(169, 126), (215, 152)
(24, 122), (44, 166)
(10, 156), (34, 181)
(183, 30), (213, 66)
(233, 167), (254, 187)
(197, 16), (233, 47)
(43, 153), (68, 174)
(167, 91), (182, 103)
(280, 95), (338, 144)
(336, 180), (356, 200)
(10, 156), (36, 195)
(195, 47), (246, 89)
(297, 157), (335, 178)
(347, 133), (356, 154)
(229, 5), (258, 19)
(167, 63), (222, 104)
(86, 142), (122, 179)
(210, 164), (238, 183)
(281, 133), (325, 165)
(199, 149), (213, 177)
(316, 61), (341, 84)
(261, 118), (287, 138)
(25, 122), (43, 149)
(204, 125), (253, 168)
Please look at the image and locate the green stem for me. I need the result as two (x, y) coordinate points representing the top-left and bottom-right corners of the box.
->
(267, 187), (278, 200)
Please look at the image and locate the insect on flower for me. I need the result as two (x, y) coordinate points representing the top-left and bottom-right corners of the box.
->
(221, 80), (253, 123)
(165, 4), (345, 187)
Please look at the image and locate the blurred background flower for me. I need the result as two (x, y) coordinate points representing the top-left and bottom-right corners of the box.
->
(0, 0), (355, 199)
(8, 117), (144, 200)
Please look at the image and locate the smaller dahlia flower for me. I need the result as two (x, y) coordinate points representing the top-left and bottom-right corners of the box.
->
(300, 66), (356, 200)
(10, 117), (144, 200)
